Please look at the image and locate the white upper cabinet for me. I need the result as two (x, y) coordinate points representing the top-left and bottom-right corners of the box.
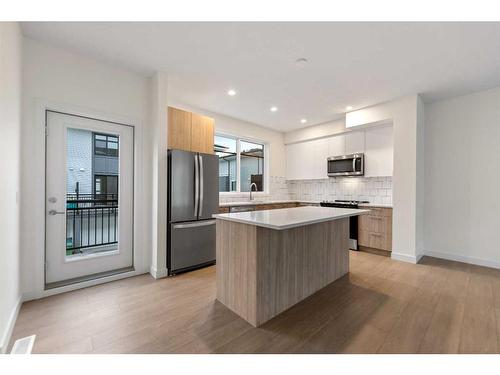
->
(326, 134), (345, 157)
(364, 126), (393, 177)
(345, 131), (365, 155)
(286, 127), (393, 180)
(286, 137), (334, 180)
(286, 142), (303, 180)
(312, 138), (330, 179)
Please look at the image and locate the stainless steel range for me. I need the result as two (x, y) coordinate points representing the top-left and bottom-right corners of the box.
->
(319, 200), (369, 250)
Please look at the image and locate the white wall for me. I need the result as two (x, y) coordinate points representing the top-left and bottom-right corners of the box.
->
(0, 22), (22, 353)
(424, 87), (500, 268)
(346, 95), (424, 263)
(150, 72), (168, 279)
(21, 38), (153, 298)
(416, 96), (425, 258)
(169, 101), (286, 179)
(284, 119), (345, 144)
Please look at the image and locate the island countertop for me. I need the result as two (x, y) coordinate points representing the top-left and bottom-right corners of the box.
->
(213, 206), (369, 230)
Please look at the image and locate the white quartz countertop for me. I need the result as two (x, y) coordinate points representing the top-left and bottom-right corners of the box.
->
(359, 203), (393, 208)
(219, 199), (320, 207)
(218, 200), (392, 209)
(213, 206), (370, 230)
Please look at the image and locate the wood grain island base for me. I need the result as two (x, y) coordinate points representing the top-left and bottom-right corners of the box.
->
(215, 208), (364, 326)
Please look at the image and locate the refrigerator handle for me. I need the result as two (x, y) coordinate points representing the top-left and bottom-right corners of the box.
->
(199, 154), (204, 217)
(194, 154), (199, 217)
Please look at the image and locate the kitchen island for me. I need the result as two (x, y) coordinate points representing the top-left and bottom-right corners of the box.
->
(213, 206), (369, 327)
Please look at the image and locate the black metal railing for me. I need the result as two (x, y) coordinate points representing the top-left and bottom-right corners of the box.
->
(66, 194), (118, 254)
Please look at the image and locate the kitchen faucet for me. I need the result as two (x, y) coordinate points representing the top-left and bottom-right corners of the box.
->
(250, 183), (258, 200)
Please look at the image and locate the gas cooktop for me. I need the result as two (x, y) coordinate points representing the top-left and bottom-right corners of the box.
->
(320, 200), (369, 208)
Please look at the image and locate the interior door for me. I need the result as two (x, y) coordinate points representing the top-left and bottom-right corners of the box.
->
(45, 111), (134, 286)
(198, 153), (219, 220)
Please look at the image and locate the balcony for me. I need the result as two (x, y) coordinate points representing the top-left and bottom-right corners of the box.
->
(65, 193), (118, 256)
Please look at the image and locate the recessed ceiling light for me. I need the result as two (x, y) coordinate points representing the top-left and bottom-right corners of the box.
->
(270, 106), (278, 112)
(295, 58), (308, 66)
(300, 118), (307, 124)
(345, 106), (353, 111)
(227, 89), (236, 96)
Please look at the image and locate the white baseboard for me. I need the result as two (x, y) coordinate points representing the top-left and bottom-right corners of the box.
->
(424, 250), (500, 270)
(391, 251), (423, 264)
(150, 266), (168, 279)
(0, 295), (22, 354)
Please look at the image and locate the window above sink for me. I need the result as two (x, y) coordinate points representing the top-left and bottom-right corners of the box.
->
(215, 134), (268, 194)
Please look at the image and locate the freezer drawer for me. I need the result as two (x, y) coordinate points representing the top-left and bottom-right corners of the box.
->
(169, 219), (216, 274)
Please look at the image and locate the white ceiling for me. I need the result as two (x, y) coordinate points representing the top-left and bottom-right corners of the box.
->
(21, 22), (500, 132)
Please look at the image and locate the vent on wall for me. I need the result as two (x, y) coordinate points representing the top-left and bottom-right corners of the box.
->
(10, 335), (36, 354)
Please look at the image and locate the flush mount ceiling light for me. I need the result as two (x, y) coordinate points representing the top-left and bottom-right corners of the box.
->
(227, 89), (237, 96)
(270, 106), (278, 112)
(300, 118), (307, 124)
(295, 58), (308, 66)
(345, 106), (353, 111)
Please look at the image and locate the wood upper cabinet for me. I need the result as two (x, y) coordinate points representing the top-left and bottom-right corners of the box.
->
(167, 107), (214, 154)
(191, 113), (215, 154)
(168, 107), (192, 151)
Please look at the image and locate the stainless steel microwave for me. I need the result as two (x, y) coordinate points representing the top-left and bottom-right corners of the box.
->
(327, 153), (364, 177)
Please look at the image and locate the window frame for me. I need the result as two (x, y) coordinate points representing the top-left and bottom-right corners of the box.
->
(93, 132), (119, 157)
(215, 133), (268, 195)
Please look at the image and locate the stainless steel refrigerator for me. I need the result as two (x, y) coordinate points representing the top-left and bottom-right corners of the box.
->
(167, 149), (219, 275)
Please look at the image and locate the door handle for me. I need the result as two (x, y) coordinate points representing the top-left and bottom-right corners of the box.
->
(199, 155), (204, 217)
(194, 154), (199, 217)
(173, 220), (216, 229)
(48, 209), (65, 216)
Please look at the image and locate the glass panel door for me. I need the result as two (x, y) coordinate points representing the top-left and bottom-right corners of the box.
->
(45, 111), (134, 286)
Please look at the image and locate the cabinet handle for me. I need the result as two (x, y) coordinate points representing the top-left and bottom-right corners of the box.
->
(370, 232), (382, 237)
(370, 216), (383, 220)
(174, 220), (216, 229)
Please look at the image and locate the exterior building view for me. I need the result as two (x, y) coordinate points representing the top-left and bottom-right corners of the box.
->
(65, 129), (119, 255)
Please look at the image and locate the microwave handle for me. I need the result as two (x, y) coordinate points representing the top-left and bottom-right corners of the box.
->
(352, 157), (356, 171)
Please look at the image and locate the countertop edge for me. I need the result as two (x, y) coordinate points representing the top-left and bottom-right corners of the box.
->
(358, 204), (393, 209)
(219, 200), (320, 207)
(219, 200), (392, 209)
(213, 209), (370, 230)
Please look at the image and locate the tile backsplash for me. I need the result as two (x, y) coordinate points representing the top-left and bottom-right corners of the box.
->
(219, 176), (392, 205)
(287, 176), (392, 205)
(218, 176), (292, 203)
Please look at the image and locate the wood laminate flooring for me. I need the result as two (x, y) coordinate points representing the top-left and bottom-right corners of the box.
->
(9, 251), (500, 354)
